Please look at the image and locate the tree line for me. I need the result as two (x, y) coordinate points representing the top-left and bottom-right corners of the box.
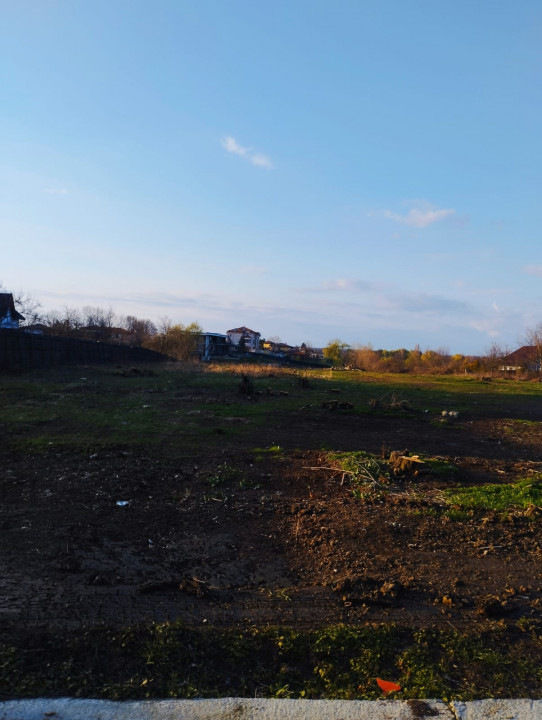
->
(0, 284), (203, 361)
(41, 306), (203, 361)
(4, 282), (541, 372)
(321, 337), (542, 375)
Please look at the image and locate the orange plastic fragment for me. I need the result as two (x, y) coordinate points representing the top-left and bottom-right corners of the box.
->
(376, 677), (402, 693)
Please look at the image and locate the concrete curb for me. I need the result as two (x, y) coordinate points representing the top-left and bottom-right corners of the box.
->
(451, 699), (542, 719)
(1, 698), (542, 720)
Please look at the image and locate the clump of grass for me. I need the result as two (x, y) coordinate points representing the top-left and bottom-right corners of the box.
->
(207, 462), (241, 487)
(445, 477), (542, 512)
(369, 392), (412, 412)
(328, 451), (458, 499)
(252, 444), (284, 461)
(327, 451), (390, 498)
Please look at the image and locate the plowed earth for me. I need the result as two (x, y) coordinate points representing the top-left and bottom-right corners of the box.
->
(1, 373), (542, 639)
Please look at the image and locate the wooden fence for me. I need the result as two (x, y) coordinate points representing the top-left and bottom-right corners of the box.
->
(0, 329), (167, 371)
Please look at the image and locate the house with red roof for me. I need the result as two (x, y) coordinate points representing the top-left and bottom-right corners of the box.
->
(226, 326), (261, 352)
(501, 346), (541, 373)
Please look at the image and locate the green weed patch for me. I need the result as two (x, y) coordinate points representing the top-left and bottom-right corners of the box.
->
(1, 622), (541, 700)
(327, 451), (389, 499)
(327, 451), (458, 499)
(445, 477), (542, 512)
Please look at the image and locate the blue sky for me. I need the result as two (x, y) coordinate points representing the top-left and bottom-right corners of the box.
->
(2, 1), (542, 353)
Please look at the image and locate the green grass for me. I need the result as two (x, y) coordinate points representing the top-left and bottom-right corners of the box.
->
(2, 365), (542, 456)
(326, 451), (458, 499)
(326, 451), (390, 499)
(1, 621), (541, 700)
(420, 457), (458, 479)
(444, 477), (542, 512)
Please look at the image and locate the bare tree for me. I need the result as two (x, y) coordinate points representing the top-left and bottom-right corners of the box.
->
(82, 306), (116, 328)
(43, 307), (83, 337)
(0, 281), (42, 325)
(121, 315), (157, 346)
(482, 341), (510, 374)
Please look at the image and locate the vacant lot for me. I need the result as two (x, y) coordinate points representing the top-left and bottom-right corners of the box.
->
(1, 363), (541, 699)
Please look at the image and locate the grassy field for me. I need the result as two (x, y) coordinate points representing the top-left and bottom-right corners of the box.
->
(1, 362), (541, 700)
(2, 363), (542, 454)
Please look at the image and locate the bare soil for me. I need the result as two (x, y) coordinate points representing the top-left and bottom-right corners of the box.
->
(1, 385), (542, 639)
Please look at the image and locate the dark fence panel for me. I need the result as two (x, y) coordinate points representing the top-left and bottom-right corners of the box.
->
(0, 330), (168, 371)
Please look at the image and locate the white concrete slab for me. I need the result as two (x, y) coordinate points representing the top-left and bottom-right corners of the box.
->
(0, 698), (451, 720)
(3, 698), (542, 720)
(452, 699), (542, 719)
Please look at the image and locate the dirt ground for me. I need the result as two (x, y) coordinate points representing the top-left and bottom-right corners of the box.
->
(1, 383), (542, 638)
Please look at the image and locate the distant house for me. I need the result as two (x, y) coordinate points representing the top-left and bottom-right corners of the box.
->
(22, 323), (48, 335)
(226, 326), (261, 352)
(196, 332), (230, 361)
(0, 293), (24, 329)
(262, 340), (293, 354)
(288, 345), (326, 362)
(501, 346), (541, 373)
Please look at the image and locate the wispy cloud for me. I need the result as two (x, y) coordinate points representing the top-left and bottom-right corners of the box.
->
(222, 136), (249, 157)
(384, 205), (455, 228)
(43, 188), (69, 195)
(238, 264), (267, 276)
(221, 136), (274, 169)
(302, 278), (379, 293)
(303, 279), (470, 319)
(250, 153), (273, 169)
(391, 292), (470, 314)
(321, 278), (375, 292)
(524, 265), (542, 278)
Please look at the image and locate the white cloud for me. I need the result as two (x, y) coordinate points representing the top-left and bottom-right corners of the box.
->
(43, 188), (69, 195)
(524, 265), (542, 277)
(221, 136), (249, 157)
(384, 206), (455, 228)
(251, 153), (273, 169)
(221, 136), (274, 169)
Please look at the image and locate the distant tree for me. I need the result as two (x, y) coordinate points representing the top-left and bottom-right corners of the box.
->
(80, 306), (117, 340)
(404, 346), (422, 372)
(418, 347), (452, 372)
(144, 320), (203, 360)
(0, 281), (42, 325)
(481, 341), (509, 374)
(121, 315), (157, 346)
(44, 307), (83, 337)
(345, 344), (379, 370)
(323, 339), (350, 366)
